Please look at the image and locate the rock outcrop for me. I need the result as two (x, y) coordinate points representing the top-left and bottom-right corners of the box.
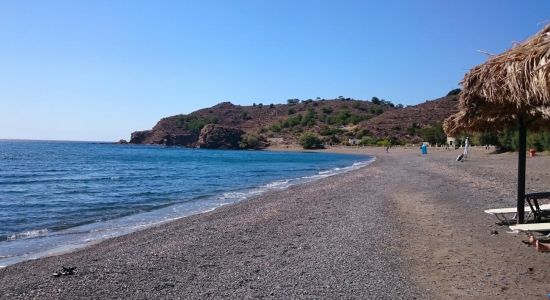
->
(129, 114), (201, 146)
(197, 124), (244, 149)
(129, 130), (197, 146)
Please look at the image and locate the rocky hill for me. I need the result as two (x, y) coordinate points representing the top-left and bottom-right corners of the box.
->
(359, 95), (459, 143)
(129, 94), (459, 148)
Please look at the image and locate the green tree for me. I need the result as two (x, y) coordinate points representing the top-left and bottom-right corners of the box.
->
(239, 134), (260, 149)
(359, 136), (378, 146)
(472, 132), (499, 146)
(322, 107), (333, 114)
(299, 132), (323, 149)
(418, 123), (446, 145)
(447, 88), (462, 96)
(301, 108), (316, 126)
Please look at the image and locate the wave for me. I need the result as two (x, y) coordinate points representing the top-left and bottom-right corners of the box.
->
(0, 155), (375, 267)
(211, 158), (375, 205)
(6, 229), (49, 241)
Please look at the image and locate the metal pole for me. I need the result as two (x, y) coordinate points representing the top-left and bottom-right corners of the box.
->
(517, 116), (527, 224)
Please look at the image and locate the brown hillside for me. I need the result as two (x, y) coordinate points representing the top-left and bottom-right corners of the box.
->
(360, 95), (459, 142)
(129, 95), (459, 147)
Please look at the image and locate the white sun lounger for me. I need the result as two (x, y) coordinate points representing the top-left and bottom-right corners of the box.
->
(484, 204), (550, 222)
(509, 223), (550, 232)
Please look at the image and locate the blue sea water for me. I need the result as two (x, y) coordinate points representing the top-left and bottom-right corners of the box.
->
(0, 140), (373, 267)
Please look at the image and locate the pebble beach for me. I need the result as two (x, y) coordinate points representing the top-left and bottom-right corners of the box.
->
(1, 147), (550, 299)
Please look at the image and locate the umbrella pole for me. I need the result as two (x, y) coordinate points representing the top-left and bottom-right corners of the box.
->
(517, 116), (527, 224)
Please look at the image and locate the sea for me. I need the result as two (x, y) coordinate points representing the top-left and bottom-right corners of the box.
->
(0, 140), (373, 267)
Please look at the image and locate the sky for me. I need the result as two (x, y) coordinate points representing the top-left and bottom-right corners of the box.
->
(1, 1), (549, 141)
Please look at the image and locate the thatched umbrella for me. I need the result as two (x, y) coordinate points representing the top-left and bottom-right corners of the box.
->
(444, 24), (550, 224)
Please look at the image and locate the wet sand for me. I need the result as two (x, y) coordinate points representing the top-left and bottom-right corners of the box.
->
(1, 147), (550, 299)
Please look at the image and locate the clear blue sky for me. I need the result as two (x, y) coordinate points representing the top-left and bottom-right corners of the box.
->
(1, 0), (549, 141)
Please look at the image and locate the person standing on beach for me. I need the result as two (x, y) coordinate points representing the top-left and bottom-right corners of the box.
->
(420, 143), (428, 156)
(463, 137), (470, 159)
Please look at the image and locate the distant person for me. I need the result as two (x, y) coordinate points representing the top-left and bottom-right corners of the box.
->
(420, 143), (428, 156)
(463, 137), (470, 159)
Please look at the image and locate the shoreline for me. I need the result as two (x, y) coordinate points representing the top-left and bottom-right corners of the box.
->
(2, 147), (550, 298)
(0, 150), (375, 269)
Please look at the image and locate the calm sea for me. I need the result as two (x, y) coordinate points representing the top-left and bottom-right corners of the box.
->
(0, 140), (373, 267)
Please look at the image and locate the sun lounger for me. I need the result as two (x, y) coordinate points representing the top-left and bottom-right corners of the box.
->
(484, 204), (550, 223)
(525, 192), (550, 222)
(509, 223), (550, 232)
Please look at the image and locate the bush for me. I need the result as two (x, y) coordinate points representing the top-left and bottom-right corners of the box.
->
(407, 123), (420, 135)
(494, 129), (550, 151)
(241, 111), (251, 120)
(287, 99), (300, 105)
(301, 108), (316, 126)
(369, 107), (384, 115)
(376, 139), (391, 147)
(319, 127), (342, 136)
(472, 132), (499, 146)
(447, 88), (462, 96)
(270, 124), (282, 132)
(356, 129), (370, 139)
(348, 114), (364, 125)
(418, 123), (446, 145)
(359, 136), (378, 146)
(239, 134), (260, 149)
(284, 114), (302, 127)
(322, 107), (333, 114)
(299, 132), (323, 149)
(175, 115), (218, 134)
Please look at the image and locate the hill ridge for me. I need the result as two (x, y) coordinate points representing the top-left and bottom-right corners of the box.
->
(129, 95), (459, 147)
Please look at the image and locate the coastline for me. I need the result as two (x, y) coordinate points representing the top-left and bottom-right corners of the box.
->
(0, 149), (374, 268)
(2, 147), (550, 298)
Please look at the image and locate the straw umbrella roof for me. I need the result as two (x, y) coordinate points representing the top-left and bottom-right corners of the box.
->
(444, 24), (550, 136)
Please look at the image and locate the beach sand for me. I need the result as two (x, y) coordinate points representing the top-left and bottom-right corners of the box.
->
(1, 147), (550, 299)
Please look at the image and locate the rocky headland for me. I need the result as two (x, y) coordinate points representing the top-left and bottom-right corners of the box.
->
(129, 94), (459, 149)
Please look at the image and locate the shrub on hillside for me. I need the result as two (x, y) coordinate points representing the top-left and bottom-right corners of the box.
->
(418, 123), (446, 145)
(322, 107), (333, 114)
(447, 88), (462, 96)
(175, 115), (218, 134)
(299, 132), (323, 149)
(359, 136), (378, 146)
(239, 134), (260, 149)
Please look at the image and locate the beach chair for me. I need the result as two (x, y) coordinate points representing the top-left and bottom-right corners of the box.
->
(525, 192), (550, 222)
(509, 222), (550, 233)
(485, 204), (550, 222)
(485, 206), (534, 223)
(484, 203), (550, 223)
